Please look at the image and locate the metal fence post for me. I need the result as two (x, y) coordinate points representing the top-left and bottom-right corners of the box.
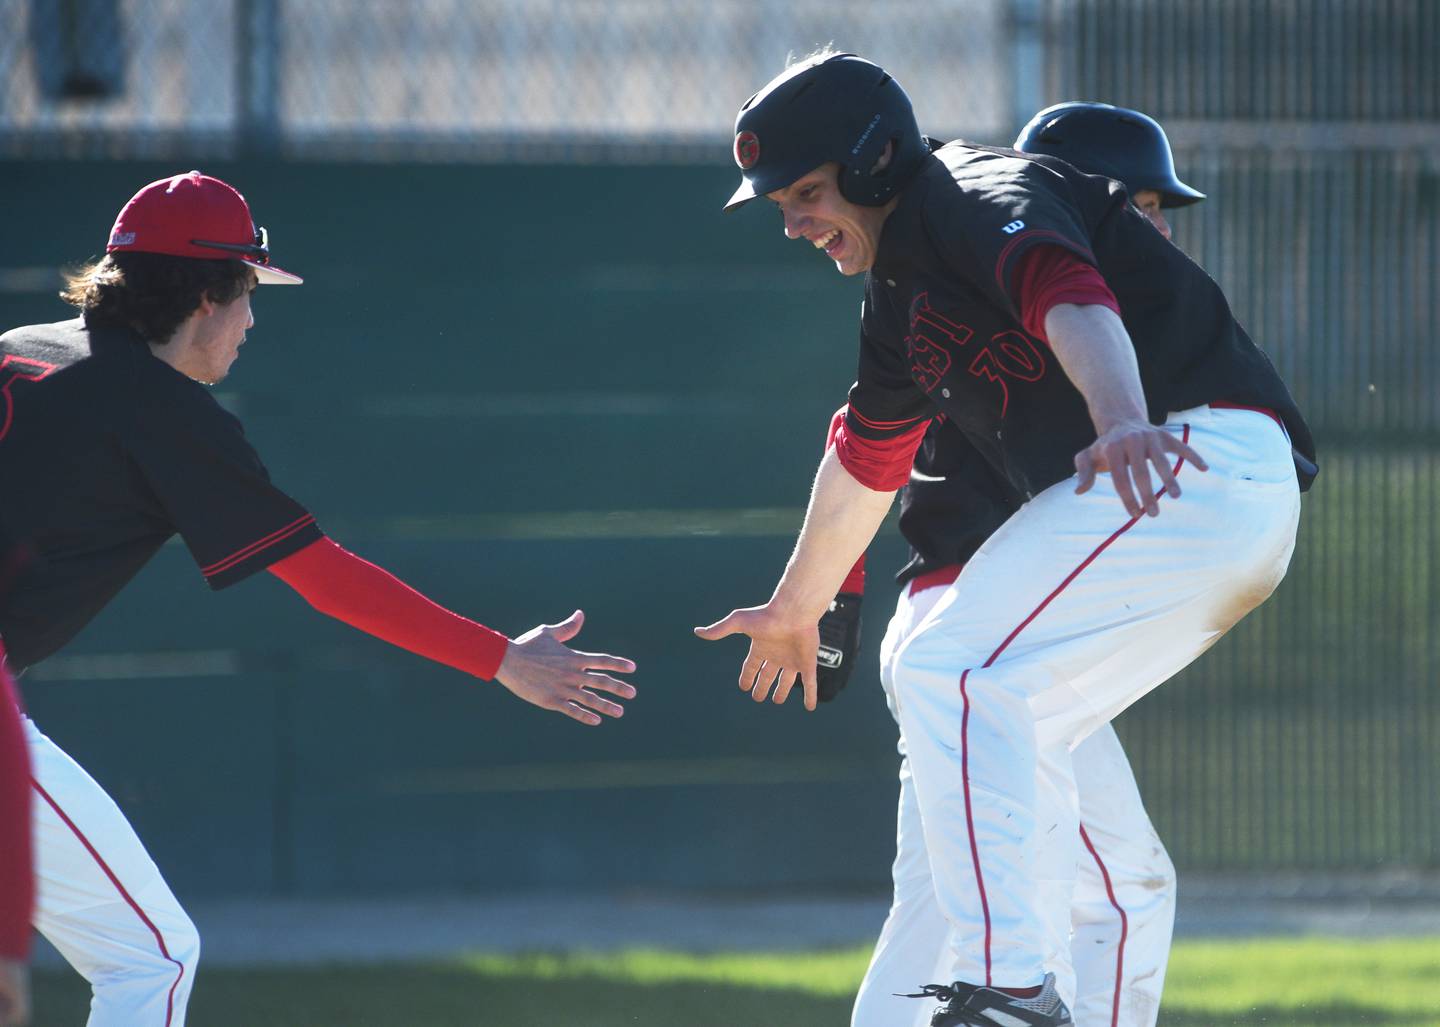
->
(1010, 0), (1045, 135)
(237, 0), (281, 157)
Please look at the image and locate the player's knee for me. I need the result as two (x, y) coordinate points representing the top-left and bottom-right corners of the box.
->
(166, 910), (203, 979)
(139, 905), (202, 983)
(1117, 837), (1178, 925)
(157, 913), (201, 1012)
(84, 912), (200, 1016)
(1152, 842), (1178, 909)
(173, 913), (201, 973)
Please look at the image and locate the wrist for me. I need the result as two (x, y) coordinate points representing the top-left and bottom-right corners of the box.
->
(470, 627), (511, 681)
(767, 588), (827, 630)
(1090, 408), (1150, 436)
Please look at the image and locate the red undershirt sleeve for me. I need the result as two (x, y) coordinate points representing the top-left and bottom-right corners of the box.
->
(825, 406), (867, 594)
(833, 410), (930, 492)
(0, 649), (33, 961)
(1011, 245), (1122, 343)
(269, 537), (510, 681)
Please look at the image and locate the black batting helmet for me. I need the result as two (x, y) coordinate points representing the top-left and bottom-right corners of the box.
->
(724, 53), (929, 212)
(1014, 102), (1205, 208)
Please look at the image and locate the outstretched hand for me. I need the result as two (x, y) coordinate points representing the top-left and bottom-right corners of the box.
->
(695, 605), (821, 712)
(1074, 418), (1208, 518)
(495, 610), (636, 726)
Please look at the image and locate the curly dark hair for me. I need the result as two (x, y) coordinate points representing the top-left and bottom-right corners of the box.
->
(60, 252), (255, 345)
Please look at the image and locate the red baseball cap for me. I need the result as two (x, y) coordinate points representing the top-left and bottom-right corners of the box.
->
(106, 170), (302, 285)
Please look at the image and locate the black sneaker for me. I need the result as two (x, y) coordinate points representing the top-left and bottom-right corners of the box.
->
(905, 972), (1073, 1027)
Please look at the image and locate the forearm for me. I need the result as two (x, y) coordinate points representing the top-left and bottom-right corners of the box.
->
(770, 448), (894, 625)
(269, 538), (510, 680)
(1045, 302), (1207, 516)
(824, 405), (867, 595)
(1043, 302), (1149, 433)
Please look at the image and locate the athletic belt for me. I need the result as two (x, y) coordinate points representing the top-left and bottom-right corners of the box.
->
(908, 564), (963, 596)
(1209, 401), (1284, 431)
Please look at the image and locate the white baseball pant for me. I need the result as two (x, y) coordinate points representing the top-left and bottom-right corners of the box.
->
(26, 717), (199, 1026)
(852, 586), (1175, 1027)
(852, 405), (1297, 1017)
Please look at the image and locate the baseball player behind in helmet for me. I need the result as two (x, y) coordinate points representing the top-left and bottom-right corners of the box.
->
(825, 102), (1207, 1027)
(0, 172), (637, 1025)
(698, 52), (1315, 1027)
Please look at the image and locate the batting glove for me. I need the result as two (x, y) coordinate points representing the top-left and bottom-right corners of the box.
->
(816, 592), (863, 702)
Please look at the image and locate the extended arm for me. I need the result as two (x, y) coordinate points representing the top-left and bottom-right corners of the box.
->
(270, 538), (636, 726)
(695, 448), (894, 711)
(1043, 303), (1207, 518)
(1011, 246), (1207, 518)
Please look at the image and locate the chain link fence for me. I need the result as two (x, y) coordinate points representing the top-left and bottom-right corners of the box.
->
(0, 0), (1015, 159)
(1047, 0), (1439, 122)
(1037, 0), (1440, 872)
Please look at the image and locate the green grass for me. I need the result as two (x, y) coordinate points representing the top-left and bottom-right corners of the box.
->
(30, 937), (1440, 1026)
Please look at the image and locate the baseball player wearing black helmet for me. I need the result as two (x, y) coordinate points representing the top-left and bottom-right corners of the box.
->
(1016, 101), (1205, 211)
(835, 101), (1206, 1027)
(698, 52), (1314, 1027)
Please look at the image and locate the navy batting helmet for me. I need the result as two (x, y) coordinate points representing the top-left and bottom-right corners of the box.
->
(724, 53), (929, 212)
(1014, 102), (1205, 208)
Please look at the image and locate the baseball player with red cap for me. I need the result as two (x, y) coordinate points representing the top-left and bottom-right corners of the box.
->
(0, 171), (637, 1025)
(698, 52), (1314, 1027)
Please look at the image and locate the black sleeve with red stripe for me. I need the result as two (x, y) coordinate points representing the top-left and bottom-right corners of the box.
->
(127, 389), (321, 589)
(926, 154), (1103, 321)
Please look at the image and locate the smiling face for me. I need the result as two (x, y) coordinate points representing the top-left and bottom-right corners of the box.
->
(767, 163), (899, 276)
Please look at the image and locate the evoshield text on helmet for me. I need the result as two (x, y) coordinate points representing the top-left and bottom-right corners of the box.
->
(1014, 101), (1205, 208)
(724, 53), (928, 212)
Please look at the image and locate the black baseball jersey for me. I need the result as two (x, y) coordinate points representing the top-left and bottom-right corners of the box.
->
(895, 417), (1021, 587)
(0, 317), (321, 671)
(847, 142), (1317, 501)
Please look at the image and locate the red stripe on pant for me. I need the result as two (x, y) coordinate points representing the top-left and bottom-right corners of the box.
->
(957, 427), (1189, 985)
(1080, 824), (1129, 1027)
(31, 778), (185, 1026)
(957, 669), (994, 983)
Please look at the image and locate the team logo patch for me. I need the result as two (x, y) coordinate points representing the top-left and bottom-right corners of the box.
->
(109, 230), (136, 246)
(734, 130), (760, 170)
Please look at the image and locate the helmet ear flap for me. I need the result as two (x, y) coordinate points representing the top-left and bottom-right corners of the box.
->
(837, 114), (888, 204)
(838, 132), (895, 204)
